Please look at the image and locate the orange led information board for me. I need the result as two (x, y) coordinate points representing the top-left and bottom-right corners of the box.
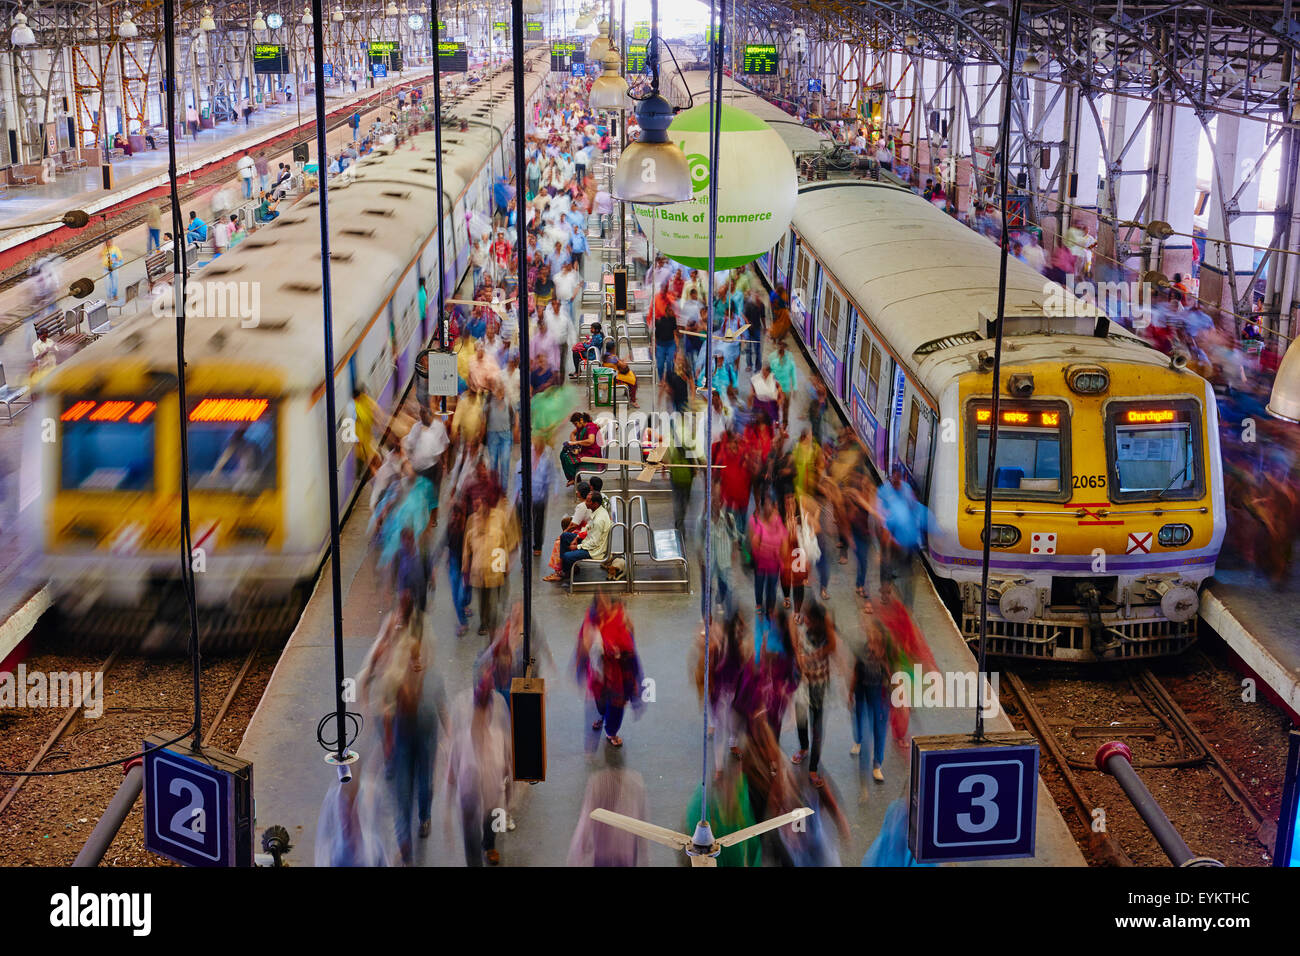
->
(974, 408), (1060, 427)
(61, 399), (158, 424)
(189, 398), (270, 423)
(1124, 409), (1177, 424)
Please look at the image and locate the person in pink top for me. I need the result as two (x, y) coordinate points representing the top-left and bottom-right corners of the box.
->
(749, 494), (786, 616)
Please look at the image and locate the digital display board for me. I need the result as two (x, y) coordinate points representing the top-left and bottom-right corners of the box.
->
(526, 20), (543, 33)
(626, 43), (648, 72)
(632, 21), (650, 40)
(252, 43), (289, 75)
(438, 41), (468, 73)
(550, 40), (579, 71)
(742, 43), (779, 74)
(493, 20), (507, 31)
(368, 39), (401, 72)
(61, 398), (158, 424)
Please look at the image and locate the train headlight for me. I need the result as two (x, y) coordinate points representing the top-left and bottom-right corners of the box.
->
(1158, 523), (1193, 547)
(980, 524), (1021, 547)
(1067, 365), (1109, 394)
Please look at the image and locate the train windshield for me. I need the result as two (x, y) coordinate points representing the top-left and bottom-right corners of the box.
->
(59, 399), (158, 491)
(187, 398), (277, 494)
(968, 402), (1068, 499)
(1106, 402), (1202, 501)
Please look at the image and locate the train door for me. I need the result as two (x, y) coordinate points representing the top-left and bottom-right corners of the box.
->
(773, 229), (791, 287)
(451, 198), (470, 280)
(791, 241), (816, 345)
(815, 281), (849, 399)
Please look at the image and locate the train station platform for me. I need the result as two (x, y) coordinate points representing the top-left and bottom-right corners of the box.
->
(237, 252), (1083, 865)
(1203, 574), (1300, 721)
(0, 67), (434, 260)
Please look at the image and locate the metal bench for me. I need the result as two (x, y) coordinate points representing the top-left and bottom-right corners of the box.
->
(0, 365), (31, 424)
(629, 501), (690, 590)
(567, 506), (629, 592)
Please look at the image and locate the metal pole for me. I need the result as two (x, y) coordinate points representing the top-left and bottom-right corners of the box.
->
(431, 0), (448, 349)
(162, 0), (204, 751)
(974, 0), (1023, 742)
(1095, 742), (1223, 866)
(512, 0), (534, 666)
(619, 0), (627, 270)
(73, 762), (143, 867)
(307, 0), (350, 766)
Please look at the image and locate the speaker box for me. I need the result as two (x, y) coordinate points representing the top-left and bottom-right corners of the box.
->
(612, 267), (628, 313)
(510, 677), (546, 782)
(293, 141), (309, 163)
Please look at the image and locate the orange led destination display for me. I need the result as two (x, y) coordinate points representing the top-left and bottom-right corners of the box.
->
(189, 398), (270, 423)
(61, 399), (157, 423)
(1125, 409), (1177, 424)
(975, 408), (1060, 427)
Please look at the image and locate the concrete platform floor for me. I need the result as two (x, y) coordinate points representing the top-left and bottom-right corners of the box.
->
(1204, 567), (1300, 719)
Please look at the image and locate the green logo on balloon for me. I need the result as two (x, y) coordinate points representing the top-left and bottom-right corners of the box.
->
(686, 152), (710, 193)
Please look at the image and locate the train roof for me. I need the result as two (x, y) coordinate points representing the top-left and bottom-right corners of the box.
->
(790, 180), (1174, 402)
(48, 59), (544, 398)
(668, 71), (832, 155)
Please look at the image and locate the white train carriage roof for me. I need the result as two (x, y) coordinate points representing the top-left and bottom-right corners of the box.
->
(50, 63), (543, 397)
(671, 70), (831, 155)
(792, 182), (1169, 403)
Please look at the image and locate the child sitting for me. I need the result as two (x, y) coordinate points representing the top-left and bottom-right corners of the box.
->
(571, 321), (604, 376)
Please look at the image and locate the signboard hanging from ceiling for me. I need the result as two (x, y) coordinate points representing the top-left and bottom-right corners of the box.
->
(438, 41), (468, 73)
(626, 43), (648, 73)
(742, 43), (779, 74)
(252, 43), (290, 74)
(368, 39), (402, 73)
(525, 20), (543, 34)
(550, 40), (579, 71)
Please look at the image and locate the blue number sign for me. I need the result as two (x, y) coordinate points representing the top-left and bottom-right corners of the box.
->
(808, 78), (822, 92)
(323, 63), (334, 78)
(372, 63), (388, 78)
(143, 738), (253, 867)
(909, 733), (1039, 863)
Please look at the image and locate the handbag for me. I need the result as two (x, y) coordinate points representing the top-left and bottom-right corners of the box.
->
(797, 509), (821, 565)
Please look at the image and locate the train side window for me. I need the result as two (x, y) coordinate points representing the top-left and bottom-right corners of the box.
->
(866, 345), (882, 410)
(795, 248), (810, 304)
(905, 398), (920, 470)
(823, 287), (841, 346)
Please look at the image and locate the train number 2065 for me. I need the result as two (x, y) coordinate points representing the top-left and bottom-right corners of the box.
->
(1072, 474), (1107, 489)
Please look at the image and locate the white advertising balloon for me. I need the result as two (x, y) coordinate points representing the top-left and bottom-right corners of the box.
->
(632, 102), (797, 270)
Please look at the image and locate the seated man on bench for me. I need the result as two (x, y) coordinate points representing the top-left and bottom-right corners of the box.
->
(561, 489), (612, 579)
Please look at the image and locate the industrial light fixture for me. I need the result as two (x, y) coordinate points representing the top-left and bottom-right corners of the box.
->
(10, 11), (35, 46)
(252, 10), (268, 30)
(199, 6), (216, 30)
(301, 6), (313, 25)
(385, 1), (398, 15)
(331, 7), (343, 21)
(118, 9), (139, 38)
(589, 31), (610, 60)
(612, 0), (690, 205)
(1021, 51), (1042, 74)
(589, 48), (629, 109)
(522, 0), (542, 13)
(575, 12), (592, 29)
(904, 30), (919, 48)
(1269, 340), (1300, 422)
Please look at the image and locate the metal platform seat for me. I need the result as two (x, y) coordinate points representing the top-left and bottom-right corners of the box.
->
(628, 495), (689, 590)
(567, 506), (630, 592)
(0, 365), (31, 425)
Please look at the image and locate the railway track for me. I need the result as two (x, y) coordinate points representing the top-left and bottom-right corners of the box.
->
(0, 636), (268, 825)
(1001, 661), (1277, 866)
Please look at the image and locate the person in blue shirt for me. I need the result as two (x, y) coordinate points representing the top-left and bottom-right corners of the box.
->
(185, 211), (207, 243)
(877, 465), (927, 607)
(513, 435), (558, 554)
(492, 175), (513, 222)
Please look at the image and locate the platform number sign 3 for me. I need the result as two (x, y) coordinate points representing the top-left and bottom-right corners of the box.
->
(910, 734), (1039, 863)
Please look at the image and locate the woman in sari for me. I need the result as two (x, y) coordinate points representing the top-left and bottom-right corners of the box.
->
(559, 411), (601, 485)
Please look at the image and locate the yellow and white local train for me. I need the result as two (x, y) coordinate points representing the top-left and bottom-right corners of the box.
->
(20, 58), (545, 646)
(670, 71), (1225, 662)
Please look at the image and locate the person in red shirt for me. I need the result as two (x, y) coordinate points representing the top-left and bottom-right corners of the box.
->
(714, 430), (756, 528)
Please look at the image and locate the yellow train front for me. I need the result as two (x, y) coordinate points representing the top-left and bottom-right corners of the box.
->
(929, 346), (1225, 661)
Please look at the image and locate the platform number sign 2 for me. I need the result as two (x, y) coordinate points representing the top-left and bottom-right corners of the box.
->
(909, 733), (1039, 863)
(143, 737), (253, 867)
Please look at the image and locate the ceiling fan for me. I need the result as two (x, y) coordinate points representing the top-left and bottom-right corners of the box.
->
(580, 443), (721, 483)
(680, 322), (750, 343)
(444, 295), (517, 321)
(590, 808), (813, 866)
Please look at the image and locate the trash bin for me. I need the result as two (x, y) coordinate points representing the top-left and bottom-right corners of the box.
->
(591, 366), (614, 409)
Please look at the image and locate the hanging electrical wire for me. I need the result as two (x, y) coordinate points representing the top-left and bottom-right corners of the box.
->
(974, 0), (1025, 741)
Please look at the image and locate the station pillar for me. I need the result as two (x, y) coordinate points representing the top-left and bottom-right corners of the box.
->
(1201, 113), (1268, 320)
